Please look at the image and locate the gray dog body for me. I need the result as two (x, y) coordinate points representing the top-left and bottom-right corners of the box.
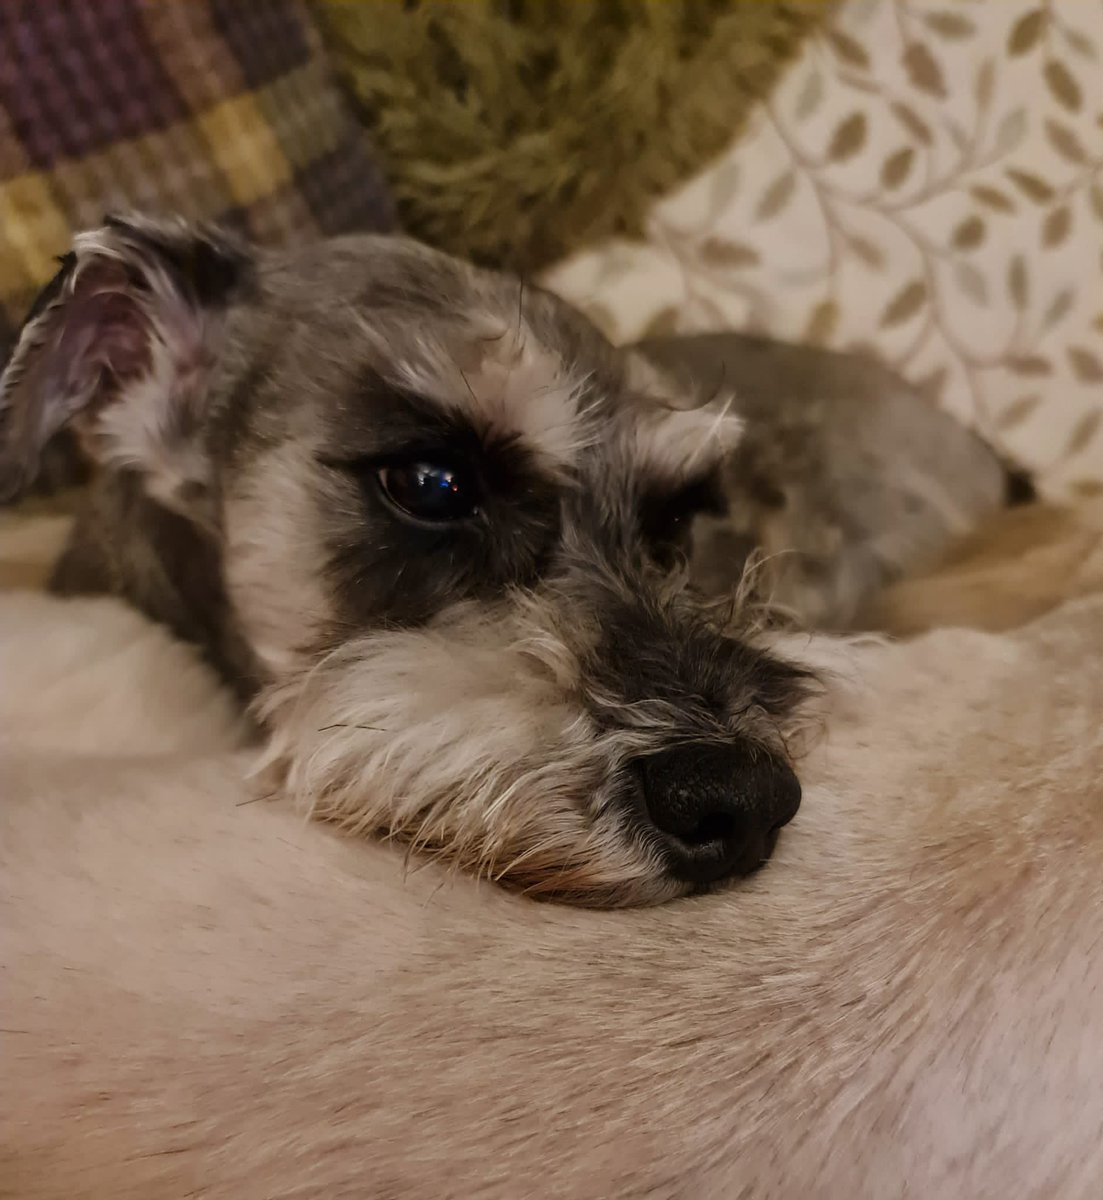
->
(639, 333), (1020, 629)
(0, 217), (1014, 905)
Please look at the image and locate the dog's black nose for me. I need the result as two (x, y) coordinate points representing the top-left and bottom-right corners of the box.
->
(634, 744), (801, 885)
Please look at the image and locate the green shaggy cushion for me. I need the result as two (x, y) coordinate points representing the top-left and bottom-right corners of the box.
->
(318, 0), (829, 273)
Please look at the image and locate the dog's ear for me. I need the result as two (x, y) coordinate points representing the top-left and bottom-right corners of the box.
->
(0, 214), (252, 513)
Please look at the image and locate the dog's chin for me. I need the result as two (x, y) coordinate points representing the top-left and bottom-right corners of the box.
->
(300, 797), (685, 909)
(471, 842), (686, 909)
(504, 873), (686, 909)
(382, 832), (688, 908)
(256, 725), (685, 909)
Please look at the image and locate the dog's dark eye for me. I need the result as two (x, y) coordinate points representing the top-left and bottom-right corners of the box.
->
(377, 461), (481, 523)
(640, 474), (727, 565)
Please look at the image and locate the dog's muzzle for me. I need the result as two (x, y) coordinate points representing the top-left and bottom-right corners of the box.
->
(632, 744), (801, 885)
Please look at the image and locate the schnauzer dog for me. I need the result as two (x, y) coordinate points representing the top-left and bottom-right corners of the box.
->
(0, 215), (1015, 906)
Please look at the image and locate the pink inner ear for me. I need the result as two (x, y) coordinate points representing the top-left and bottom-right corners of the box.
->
(1, 227), (230, 501)
(54, 261), (154, 406)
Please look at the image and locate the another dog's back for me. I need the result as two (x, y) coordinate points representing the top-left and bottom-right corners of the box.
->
(3, 544), (1103, 1198)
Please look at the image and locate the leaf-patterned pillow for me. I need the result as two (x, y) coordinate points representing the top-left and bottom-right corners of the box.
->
(544, 0), (1103, 498)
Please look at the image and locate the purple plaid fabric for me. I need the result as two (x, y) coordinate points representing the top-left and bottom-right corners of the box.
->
(0, 0), (394, 354)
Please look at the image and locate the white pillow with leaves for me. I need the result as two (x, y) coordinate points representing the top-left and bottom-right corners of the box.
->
(545, 0), (1103, 499)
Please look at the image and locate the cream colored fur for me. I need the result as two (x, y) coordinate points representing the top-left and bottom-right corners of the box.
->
(3, 505), (1103, 1197)
(868, 500), (1103, 635)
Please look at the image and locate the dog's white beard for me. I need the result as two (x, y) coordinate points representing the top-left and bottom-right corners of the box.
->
(253, 600), (675, 905)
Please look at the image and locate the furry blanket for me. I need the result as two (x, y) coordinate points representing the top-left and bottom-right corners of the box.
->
(2, 505), (1103, 1198)
(318, 2), (824, 273)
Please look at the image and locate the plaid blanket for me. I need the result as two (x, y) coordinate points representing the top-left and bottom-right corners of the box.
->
(0, 0), (394, 352)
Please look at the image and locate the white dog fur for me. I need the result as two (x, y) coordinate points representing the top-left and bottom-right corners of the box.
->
(3, 504), (1103, 1198)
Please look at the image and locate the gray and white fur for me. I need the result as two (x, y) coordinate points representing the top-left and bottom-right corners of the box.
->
(638, 332), (1027, 629)
(0, 216), (1018, 906)
(0, 216), (817, 907)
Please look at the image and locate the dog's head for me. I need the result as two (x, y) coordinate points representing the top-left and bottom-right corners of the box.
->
(0, 215), (815, 905)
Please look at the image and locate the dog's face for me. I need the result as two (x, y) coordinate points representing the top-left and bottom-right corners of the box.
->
(0, 216), (813, 905)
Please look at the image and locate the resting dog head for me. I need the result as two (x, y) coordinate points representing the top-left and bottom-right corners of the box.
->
(0, 215), (814, 905)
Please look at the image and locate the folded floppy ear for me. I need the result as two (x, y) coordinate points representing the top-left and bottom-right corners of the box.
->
(0, 214), (252, 513)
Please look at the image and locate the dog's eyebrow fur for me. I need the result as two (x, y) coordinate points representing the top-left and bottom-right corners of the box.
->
(320, 365), (570, 500)
(317, 364), (491, 463)
(373, 316), (597, 473)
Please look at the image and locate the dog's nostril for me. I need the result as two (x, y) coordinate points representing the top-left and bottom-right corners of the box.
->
(687, 809), (737, 847)
(632, 743), (801, 886)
